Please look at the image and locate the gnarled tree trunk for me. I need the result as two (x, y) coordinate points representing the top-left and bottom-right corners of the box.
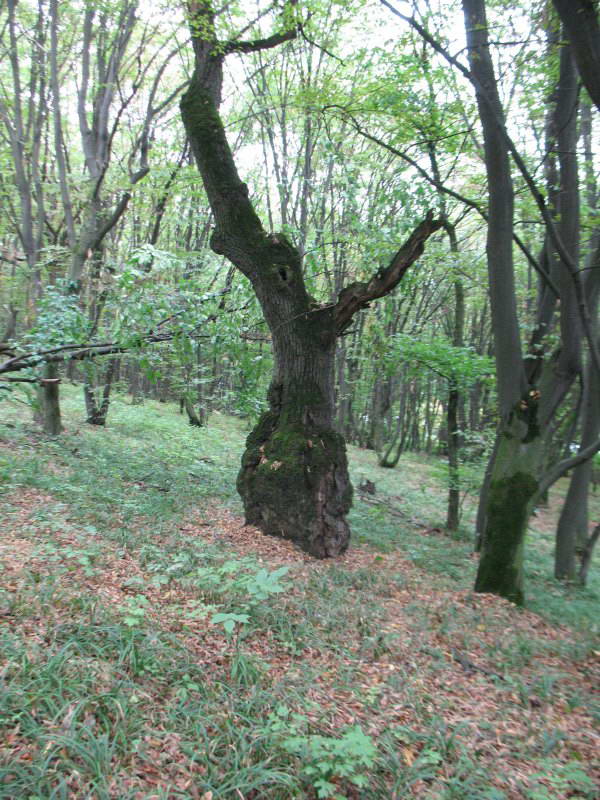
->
(238, 318), (352, 557)
(180, 2), (440, 557)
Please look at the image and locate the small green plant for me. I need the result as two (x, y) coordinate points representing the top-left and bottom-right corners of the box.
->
(211, 611), (250, 635)
(63, 546), (98, 577)
(268, 706), (376, 799)
(283, 725), (376, 798)
(119, 594), (149, 628)
(175, 673), (202, 701)
(525, 759), (597, 799)
(206, 563), (290, 632)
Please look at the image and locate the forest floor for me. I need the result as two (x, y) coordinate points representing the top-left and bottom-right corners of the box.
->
(0, 387), (598, 800)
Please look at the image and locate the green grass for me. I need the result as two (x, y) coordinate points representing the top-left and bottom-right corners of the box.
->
(0, 386), (598, 799)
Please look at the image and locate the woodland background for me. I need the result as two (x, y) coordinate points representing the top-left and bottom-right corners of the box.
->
(0, 0), (599, 797)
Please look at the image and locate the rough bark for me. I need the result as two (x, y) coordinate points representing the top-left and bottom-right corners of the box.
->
(237, 330), (352, 558)
(473, 405), (544, 604)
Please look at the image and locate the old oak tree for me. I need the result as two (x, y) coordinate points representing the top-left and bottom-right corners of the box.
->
(180, 1), (441, 557)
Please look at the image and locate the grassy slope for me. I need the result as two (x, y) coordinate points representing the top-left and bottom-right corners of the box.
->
(0, 387), (598, 800)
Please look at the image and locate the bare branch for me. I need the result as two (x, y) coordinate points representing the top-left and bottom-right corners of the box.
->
(534, 437), (600, 505)
(333, 212), (443, 335)
(326, 106), (558, 296)
(223, 27), (297, 55)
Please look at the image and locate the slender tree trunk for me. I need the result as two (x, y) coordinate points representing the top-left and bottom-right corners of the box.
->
(579, 524), (600, 585)
(555, 95), (600, 582)
(446, 383), (461, 530)
(555, 305), (600, 581)
(182, 397), (205, 427)
(446, 237), (465, 531)
(463, 0), (528, 601)
(83, 358), (117, 425)
(379, 399), (406, 468)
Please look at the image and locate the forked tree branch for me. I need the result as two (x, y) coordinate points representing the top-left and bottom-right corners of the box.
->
(534, 436), (600, 505)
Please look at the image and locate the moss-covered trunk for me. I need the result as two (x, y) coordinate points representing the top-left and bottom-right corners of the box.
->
(474, 410), (542, 605)
(237, 322), (352, 558)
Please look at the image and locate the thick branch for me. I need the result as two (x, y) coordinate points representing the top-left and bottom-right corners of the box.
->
(333, 212), (442, 335)
(181, 3), (302, 284)
(224, 28), (297, 54)
(181, 48), (266, 277)
(92, 191), (132, 250)
(534, 437), (600, 505)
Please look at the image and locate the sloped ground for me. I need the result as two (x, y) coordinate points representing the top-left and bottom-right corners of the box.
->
(0, 389), (598, 799)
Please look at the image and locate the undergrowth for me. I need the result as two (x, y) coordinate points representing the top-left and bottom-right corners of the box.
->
(0, 387), (598, 799)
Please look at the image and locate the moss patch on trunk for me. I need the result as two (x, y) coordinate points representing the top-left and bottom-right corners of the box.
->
(237, 412), (352, 558)
(475, 471), (538, 605)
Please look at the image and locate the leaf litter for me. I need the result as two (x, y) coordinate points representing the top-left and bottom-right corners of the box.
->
(0, 488), (598, 799)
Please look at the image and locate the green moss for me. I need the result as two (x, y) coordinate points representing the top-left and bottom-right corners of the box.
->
(475, 471), (538, 605)
(237, 413), (352, 558)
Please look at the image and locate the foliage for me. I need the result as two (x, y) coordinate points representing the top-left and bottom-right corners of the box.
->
(385, 333), (495, 390)
(269, 705), (376, 799)
(20, 280), (88, 352)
